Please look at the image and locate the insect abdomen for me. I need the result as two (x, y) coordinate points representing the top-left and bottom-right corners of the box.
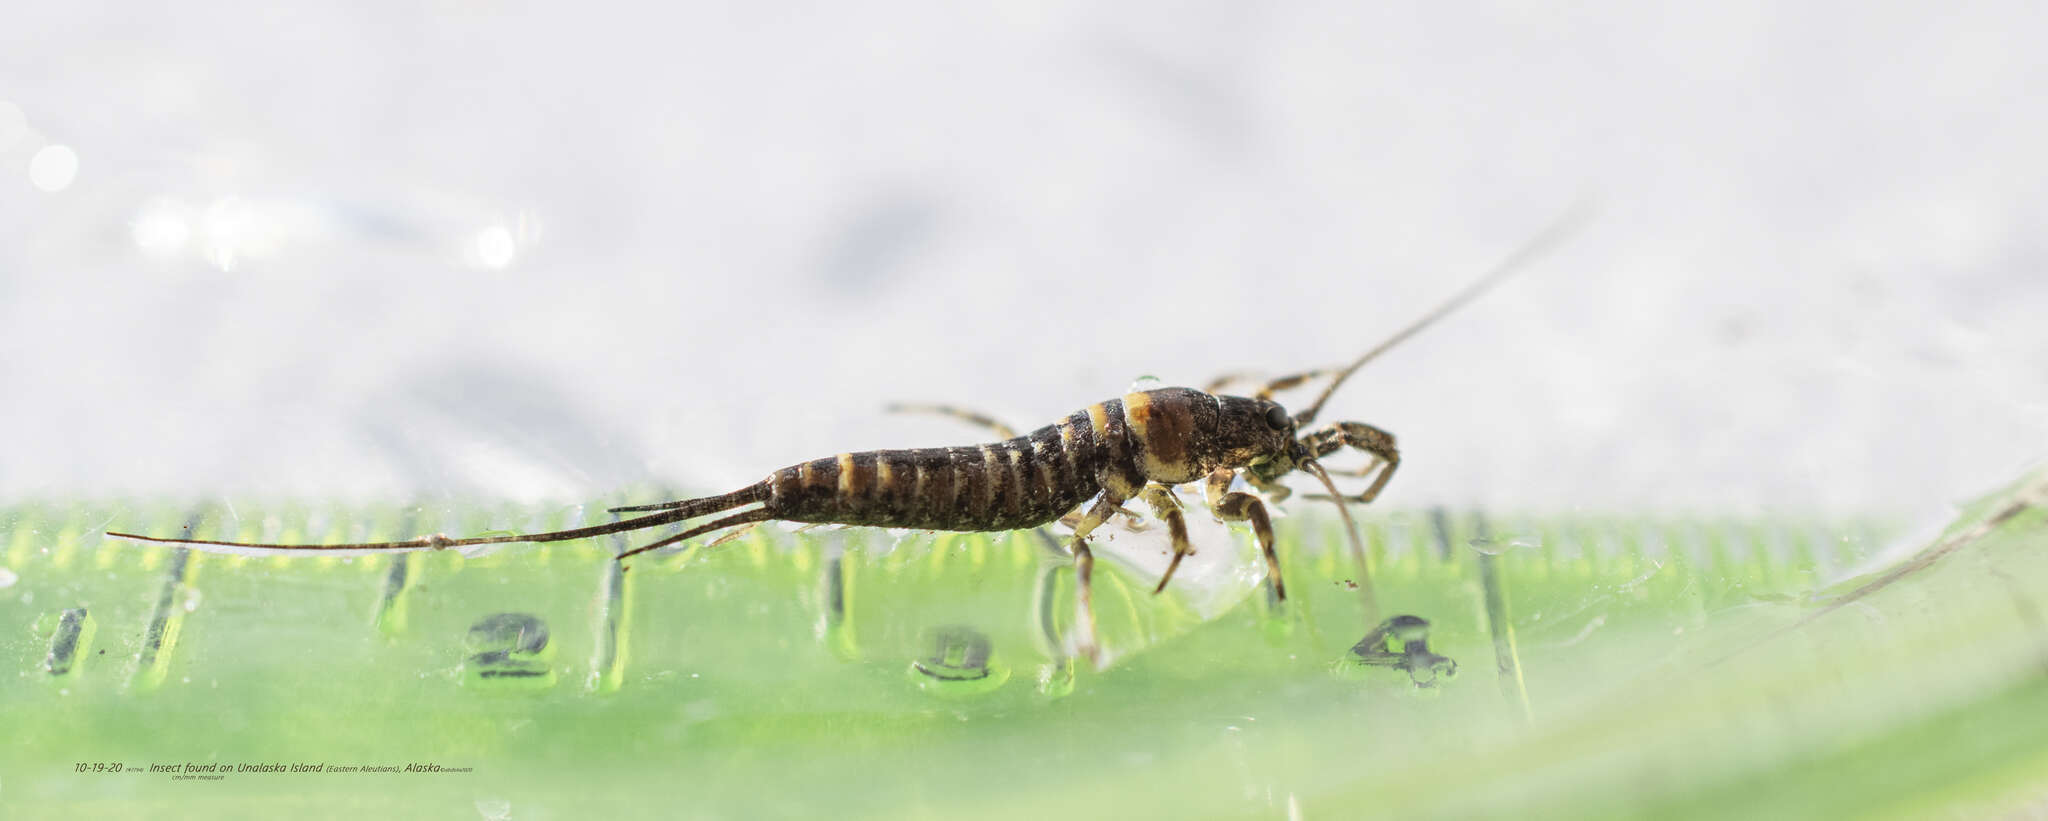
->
(765, 405), (1130, 531)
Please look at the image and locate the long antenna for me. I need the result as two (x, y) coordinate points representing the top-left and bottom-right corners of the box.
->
(1293, 201), (1595, 426)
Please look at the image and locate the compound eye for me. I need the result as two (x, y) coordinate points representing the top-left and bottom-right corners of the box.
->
(1263, 405), (1290, 430)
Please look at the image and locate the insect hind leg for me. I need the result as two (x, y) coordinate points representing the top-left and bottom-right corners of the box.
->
(892, 402), (1105, 562)
(1063, 495), (1124, 664)
(884, 402), (1020, 439)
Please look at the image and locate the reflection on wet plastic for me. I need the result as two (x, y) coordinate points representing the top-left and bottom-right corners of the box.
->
(910, 625), (1009, 697)
(474, 798), (512, 820)
(455, 539), (511, 560)
(464, 612), (555, 687)
(815, 551), (859, 662)
(1343, 615), (1458, 687)
(38, 607), (94, 676)
(1468, 533), (1543, 555)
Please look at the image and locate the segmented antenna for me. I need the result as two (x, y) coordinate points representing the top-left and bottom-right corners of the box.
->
(1294, 201), (1595, 426)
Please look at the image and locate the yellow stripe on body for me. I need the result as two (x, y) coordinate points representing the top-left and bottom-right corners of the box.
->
(981, 446), (1002, 515)
(1032, 438), (1059, 499)
(1086, 403), (1111, 441)
(1005, 448), (1025, 515)
(1121, 391), (1152, 444)
(876, 458), (896, 506)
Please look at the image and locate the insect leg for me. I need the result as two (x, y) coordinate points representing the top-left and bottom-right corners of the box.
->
(1313, 459), (1386, 479)
(1137, 484), (1195, 595)
(886, 402), (1099, 555)
(1205, 468), (1284, 603)
(1251, 370), (1331, 401)
(1057, 501), (1149, 532)
(1300, 422), (1401, 504)
(1240, 469), (1293, 503)
(883, 402), (1019, 439)
(1201, 370), (1330, 400)
(1065, 495), (1124, 661)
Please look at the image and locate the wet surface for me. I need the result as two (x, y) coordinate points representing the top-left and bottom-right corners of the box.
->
(2, 492), (2043, 818)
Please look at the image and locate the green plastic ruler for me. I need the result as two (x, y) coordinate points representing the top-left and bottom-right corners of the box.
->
(3, 478), (2044, 819)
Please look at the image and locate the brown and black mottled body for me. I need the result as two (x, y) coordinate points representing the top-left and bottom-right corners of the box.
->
(107, 207), (1585, 663)
(728, 386), (1288, 533)
(111, 388), (1305, 552)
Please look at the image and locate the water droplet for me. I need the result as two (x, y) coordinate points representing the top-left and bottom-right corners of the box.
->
(1126, 374), (1164, 392)
(474, 798), (512, 820)
(0, 567), (17, 588)
(182, 587), (203, 613)
(29, 144), (78, 192)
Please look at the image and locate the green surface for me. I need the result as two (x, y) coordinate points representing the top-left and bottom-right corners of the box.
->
(2, 474), (2045, 819)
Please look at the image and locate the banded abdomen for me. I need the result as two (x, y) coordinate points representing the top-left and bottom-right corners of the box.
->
(763, 401), (1148, 531)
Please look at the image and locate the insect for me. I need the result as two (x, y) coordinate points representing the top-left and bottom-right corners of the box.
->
(110, 208), (1586, 657)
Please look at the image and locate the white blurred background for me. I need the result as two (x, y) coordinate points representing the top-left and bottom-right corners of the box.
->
(1, 1), (2042, 519)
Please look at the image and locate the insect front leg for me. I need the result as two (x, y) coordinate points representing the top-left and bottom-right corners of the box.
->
(1241, 469), (1293, 504)
(1301, 422), (1401, 504)
(1136, 484), (1195, 595)
(1065, 494), (1125, 662)
(1205, 468), (1285, 604)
